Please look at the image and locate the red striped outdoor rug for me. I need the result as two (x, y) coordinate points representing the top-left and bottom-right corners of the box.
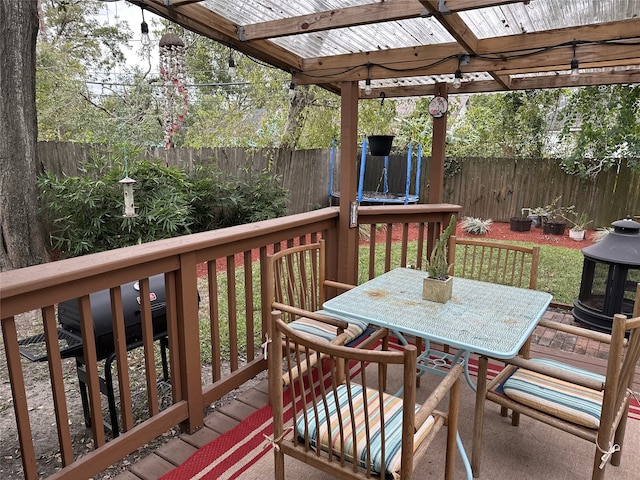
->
(159, 366), (334, 480)
(160, 356), (640, 480)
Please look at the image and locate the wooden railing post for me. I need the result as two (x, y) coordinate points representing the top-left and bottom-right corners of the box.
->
(175, 251), (204, 433)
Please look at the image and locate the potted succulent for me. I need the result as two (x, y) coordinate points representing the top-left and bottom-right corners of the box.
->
(568, 212), (592, 241)
(423, 215), (456, 303)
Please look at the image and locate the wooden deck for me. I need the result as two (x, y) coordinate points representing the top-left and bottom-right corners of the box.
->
(113, 309), (640, 480)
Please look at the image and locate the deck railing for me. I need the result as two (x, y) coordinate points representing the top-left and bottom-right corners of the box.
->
(0, 204), (459, 480)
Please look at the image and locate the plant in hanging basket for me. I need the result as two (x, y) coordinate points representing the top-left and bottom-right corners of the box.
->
(364, 92), (397, 156)
(423, 215), (456, 303)
(367, 135), (395, 156)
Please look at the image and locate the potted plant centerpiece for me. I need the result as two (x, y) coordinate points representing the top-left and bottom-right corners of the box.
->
(568, 212), (592, 241)
(423, 215), (456, 303)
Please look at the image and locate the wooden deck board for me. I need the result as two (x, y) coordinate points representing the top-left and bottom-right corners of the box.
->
(113, 471), (142, 480)
(237, 386), (269, 409)
(179, 425), (220, 449)
(203, 410), (241, 433)
(128, 454), (175, 480)
(155, 438), (198, 465)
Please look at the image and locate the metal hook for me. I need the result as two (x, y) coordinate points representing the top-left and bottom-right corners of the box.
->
(379, 91), (386, 107)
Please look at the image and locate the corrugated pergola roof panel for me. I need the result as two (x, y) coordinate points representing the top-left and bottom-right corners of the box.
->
(129, 0), (640, 97)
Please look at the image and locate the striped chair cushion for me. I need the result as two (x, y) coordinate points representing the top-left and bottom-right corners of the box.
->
(295, 383), (435, 477)
(502, 358), (605, 429)
(289, 310), (368, 343)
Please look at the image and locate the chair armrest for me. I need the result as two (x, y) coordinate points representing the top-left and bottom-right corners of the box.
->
(537, 318), (615, 345)
(324, 279), (356, 291)
(414, 363), (463, 430)
(502, 356), (604, 391)
(271, 302), (349, 330)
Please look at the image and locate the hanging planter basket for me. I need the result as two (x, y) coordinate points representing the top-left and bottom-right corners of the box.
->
(368, 135), (394, 156)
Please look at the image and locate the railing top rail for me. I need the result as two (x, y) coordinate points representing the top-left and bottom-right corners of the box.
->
(0, 208), (340, 317)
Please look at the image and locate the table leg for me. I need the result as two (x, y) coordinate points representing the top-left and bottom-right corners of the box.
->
(471, 355), (488, 478)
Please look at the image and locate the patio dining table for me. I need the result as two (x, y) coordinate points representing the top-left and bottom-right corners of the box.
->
(322, 267), (553, 479)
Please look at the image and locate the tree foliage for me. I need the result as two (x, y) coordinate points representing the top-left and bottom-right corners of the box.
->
(446, 90), (561, 158)
(557, 85), (640, 178)
(33, 2), (639, 170)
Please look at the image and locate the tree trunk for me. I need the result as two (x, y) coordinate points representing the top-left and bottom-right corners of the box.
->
(0, 0), (50, 271)
(281, 85), (315, 149)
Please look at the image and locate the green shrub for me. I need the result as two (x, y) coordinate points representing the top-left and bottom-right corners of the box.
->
(38, 159), (289, 257)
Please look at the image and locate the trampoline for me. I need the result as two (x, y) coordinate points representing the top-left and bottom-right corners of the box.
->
(329, 137), (422, 205)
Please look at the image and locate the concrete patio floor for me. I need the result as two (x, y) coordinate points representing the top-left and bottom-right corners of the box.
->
(113, 309), (640, 480)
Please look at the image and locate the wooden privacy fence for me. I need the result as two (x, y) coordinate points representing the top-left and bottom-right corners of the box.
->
(37, 142), (639, 227)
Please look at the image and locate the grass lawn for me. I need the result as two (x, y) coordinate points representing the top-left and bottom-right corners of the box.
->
(199, 239), (583, 361)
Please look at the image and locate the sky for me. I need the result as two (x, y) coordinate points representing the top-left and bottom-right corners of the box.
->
(99, 1), (161, 72)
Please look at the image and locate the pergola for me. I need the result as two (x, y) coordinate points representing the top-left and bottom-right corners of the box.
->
(123, 0), (640, 283)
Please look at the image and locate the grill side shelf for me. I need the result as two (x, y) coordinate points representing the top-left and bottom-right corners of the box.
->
(18, 328), (84, 362)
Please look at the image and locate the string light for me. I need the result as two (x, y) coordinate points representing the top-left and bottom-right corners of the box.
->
(570, 41), (580, 80)
(364, 78), (372, 95)
(453, 69), (463, 89)
(140, 9), (150, 48)
(452, 54), (468, 89)
(364, 62), (372, 95)
(288, 80), (295, 98)
(228, 49), (237, 79)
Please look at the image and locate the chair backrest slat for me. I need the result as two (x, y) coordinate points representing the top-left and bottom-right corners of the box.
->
(452, 237), (540, 290)
(269, 243), (324, 323)
(270, 314), (420, 478)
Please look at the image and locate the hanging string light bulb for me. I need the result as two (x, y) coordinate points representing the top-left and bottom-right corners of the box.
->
(140, 8), (150, 49)
(228, 47), (237, 79)
(159, 28), (188, 149)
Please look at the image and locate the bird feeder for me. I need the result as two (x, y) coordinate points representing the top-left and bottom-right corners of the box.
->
(119, 176), (137, 217)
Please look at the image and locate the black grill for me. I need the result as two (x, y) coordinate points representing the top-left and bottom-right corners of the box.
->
(17, 274), (170, 438)
(58, 274), (167, 359)
(19, 274), (168, 362)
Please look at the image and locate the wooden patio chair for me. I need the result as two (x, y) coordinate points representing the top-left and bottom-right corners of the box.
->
(471, 283), (640, 480)
(450, 236), (540, 290)
(451, 235), (540, 359)
(266, 240), (388, 351)
(268, 312), (463, 480)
